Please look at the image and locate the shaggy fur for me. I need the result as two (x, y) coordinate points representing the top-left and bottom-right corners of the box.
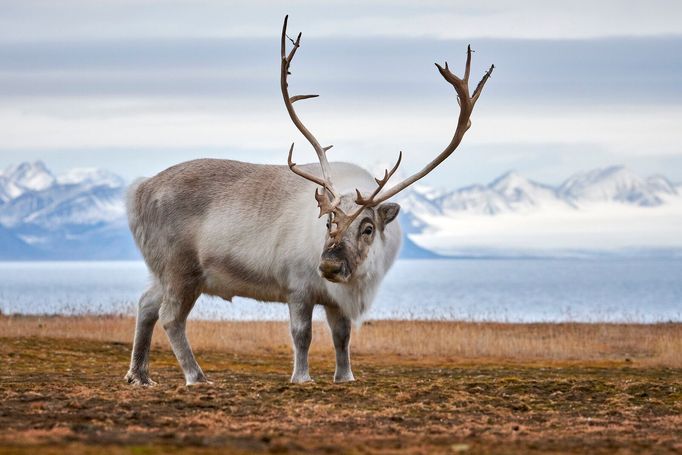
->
(125, 159), (401, 385)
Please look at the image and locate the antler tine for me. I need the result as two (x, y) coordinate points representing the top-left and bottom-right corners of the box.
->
(360, 47), (493, 206)
(280, 15), (336, 193)
(472, 64), (495, 104)
(463, 45), (472, 82)
(281, 16), (302, 64)
(377, 151), (403, 185)
(354, 151), (403, 206)
(436, 61), (462, 83)
(314, 188), (344, 221)
(286, 32), (302, 65)
(287, 143), (326, 187)
(435, 62), (467, 99)
(329, 150), (403, 234)
(290, 94), (319, 103)
(288, 143), (340, 204)
(280, 16), (291, 61)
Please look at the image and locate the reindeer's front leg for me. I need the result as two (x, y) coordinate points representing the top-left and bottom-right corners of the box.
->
(287, 301), (314, 383)
(324, 305), (355, 383)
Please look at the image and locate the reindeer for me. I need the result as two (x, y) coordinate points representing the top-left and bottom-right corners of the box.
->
(124, 16), (493, 386)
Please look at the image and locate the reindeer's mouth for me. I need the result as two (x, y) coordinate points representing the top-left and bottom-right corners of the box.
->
(319, 259), (351, 283)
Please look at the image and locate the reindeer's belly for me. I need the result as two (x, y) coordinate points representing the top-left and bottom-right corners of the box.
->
(200, 256), (290, 304)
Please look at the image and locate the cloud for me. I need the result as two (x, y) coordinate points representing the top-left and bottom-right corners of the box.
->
(1, 98), (680, 185)
(1, 0), (681, 41)
(414, 200), (682, 252)
(0, 3), (680, 186)
(0, 36), (680, 105)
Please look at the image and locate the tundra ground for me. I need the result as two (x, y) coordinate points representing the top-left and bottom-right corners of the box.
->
(0, 316), (680, 454)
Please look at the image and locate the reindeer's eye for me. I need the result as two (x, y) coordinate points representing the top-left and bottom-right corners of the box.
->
(363, 225), (374, 236)
(326, 221), (331, 230)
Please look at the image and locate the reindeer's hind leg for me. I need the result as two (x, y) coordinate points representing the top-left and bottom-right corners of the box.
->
(125, 279), (163, 386)
(159, 284), (209, 386)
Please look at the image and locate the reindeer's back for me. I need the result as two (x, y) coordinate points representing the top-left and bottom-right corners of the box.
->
(127, 159), (374, 289)
(128, 160), (281, 279)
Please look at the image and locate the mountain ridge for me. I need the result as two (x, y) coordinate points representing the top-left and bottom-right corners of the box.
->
(400, 164), (678, 223)
(0, 161), (679, 260)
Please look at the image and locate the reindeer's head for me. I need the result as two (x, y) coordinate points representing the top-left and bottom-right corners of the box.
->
(280, 15), (493, 283)
(316, 196), (400, 283)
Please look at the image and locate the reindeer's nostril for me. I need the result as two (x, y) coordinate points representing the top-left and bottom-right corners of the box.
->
(319, 260), (344, 276)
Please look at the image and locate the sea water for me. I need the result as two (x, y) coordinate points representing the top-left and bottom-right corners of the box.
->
(0, 259), (680, 322)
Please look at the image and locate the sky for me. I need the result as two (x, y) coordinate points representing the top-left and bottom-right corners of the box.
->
(1, 0), (681, 187)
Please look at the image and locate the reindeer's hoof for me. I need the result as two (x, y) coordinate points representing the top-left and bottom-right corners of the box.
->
(333, 372), (356, 383)
(125, 371), (157, 387)
(186, 374), (213, 386)
(290, 373), (314, 384)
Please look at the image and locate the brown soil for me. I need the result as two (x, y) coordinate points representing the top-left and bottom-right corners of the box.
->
(1, 335), (681, 454)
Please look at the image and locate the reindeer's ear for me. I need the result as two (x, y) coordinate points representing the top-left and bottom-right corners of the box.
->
(378, 203), (400, 229)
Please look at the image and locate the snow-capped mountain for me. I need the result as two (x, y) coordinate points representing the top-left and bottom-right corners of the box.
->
(0, 162), (125, 229)
(558, 166), (666, 207)
(57, 167), (125, 188)
(489, 171), (569, 210)
(396, 165), (681, 256)
(0, 161), (133, 259)
(438, 184), (512, 215)
(399, 171), (572, 219)
(396, 187), (442, 233)
(0, 161), (56, 202)
(0, 161), (680, 259)
(398, 165), (678, 225)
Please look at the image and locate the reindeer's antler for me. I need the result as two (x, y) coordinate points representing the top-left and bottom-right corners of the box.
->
(355, 46), (494, 208)
(281, 15), (339, 205)
(281, 16), (494, 241)
(282, 15), (354, 239)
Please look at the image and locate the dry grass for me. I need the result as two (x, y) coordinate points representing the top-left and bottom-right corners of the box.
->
(1, 315), (680, 367)
(2, 336), (682, 454)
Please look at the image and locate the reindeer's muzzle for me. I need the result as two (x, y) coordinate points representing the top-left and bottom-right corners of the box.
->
(319, 243), (351, 283)
(319, 259), (350, 283)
